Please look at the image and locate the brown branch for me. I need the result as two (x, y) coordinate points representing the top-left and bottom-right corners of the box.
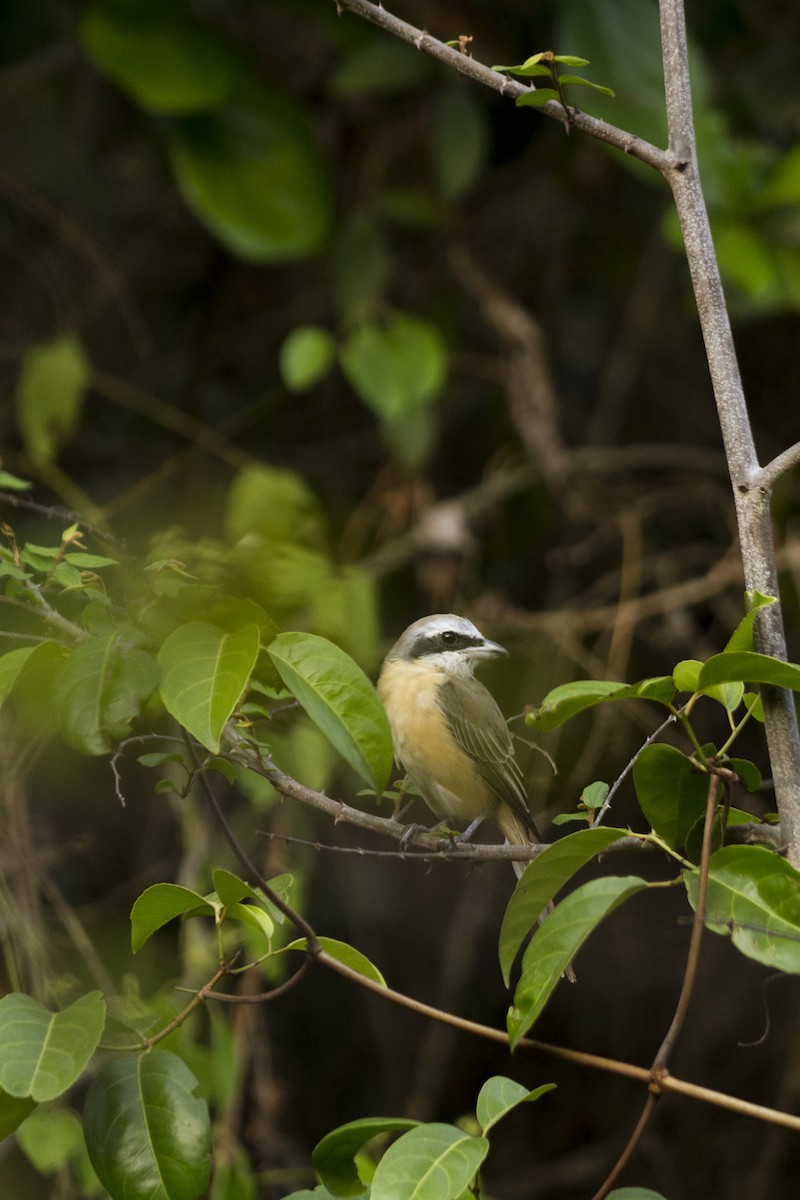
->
(317, 950), (800, 1133)
(332, 0), (677, 175)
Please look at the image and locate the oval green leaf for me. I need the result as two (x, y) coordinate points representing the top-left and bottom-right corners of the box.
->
(370, 1123), (488, 1200)
(0, 992), (105, 1102)
(158, 620), (259, 753)
(633, 744), (709, 850)
(684, 845), (800, 973)
(280, 326), (336, 392)
(698, 651), (800, 691)
(286, 936), (386, 987)
(509, 877), (649, 1048)
(314, 1118), (419, 1196)
(339, 312), (447, 424)
(267, 631), (392, 791)
(131, 883), (214, 952)
(475, 1076), (556, 1135)
(168, 85), (334, 262)
(84, 1051), (211, 1200)
(55, 634), (160, 755)
(499, 827), (630, 985)
(81, 0), (238, 113)
(0, 1089), (37, 1140)
(526, 676), (675, 732)
(15, 334), (89, 463)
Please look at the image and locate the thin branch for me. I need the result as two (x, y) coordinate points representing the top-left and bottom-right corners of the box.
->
(317, 950), (800, 1132)
(590, 1094), (660, 1200)
(594, 712), (678, 825)
(333, 0), (677, 174)
(185, 734), (320, 952)
(652, 771), (727, 1072)
(756, 441), (800, 493)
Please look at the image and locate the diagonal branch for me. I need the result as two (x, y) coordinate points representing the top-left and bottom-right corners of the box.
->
(333, 0), (677, 173)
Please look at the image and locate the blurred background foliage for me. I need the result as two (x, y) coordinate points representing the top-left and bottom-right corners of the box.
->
(2, 0), (800, 1196)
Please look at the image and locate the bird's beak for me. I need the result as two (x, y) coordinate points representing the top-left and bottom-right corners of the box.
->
(470, 638), (508, 661)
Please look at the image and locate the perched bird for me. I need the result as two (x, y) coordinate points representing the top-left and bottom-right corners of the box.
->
(377, 613), (541, 876)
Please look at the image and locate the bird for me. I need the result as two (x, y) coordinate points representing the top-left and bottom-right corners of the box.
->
(378, 614), (576, 982)
(377, 613), (542, 876)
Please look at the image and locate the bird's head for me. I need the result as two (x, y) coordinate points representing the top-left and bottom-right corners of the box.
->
(383, 614), (507, 677)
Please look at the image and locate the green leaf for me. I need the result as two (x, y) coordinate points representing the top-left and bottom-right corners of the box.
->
(81, 0), (238, 113)
(633, 744), (709, 849)
(0, 992), (105, 1102)
(370, 1124), (488, 1200)
(475, 1076), (555, 1135)
(167, 84), (334, 262)
(268, 631), (393, 791)
(607, 1190), (670, 1200)
(684, 845), (800, 973)
(0, 646), (36, 707)
(64, 551), (118, 569)
(558, 75), (615, 96)
(285, 936), (386, 987)
(508, 877), (648, 1047)
(131, 883), (214, 952)
(516, 88), (561, 108)
(158, 621), (260, 753)
(330, 36), (429, 96)
(698, 651), (800, 691)
(526, 676), (675, 732)
(553, 55), (590, 66)
(280, 327), (336, 392)
(84, 1051), (211, 1200)
(54, 634), (160, 755)
(727, 757), (762, 792)
(672, 659), (702, 692)
(224, 463), (325, 546)
(0, 1088), (37, 1139)
(725, 592), (776, 653)
(0, 469), (32, 490)
(17, 1105), (85, 1174)
(3, 640), (72, 730)
(492, 62), (553, 78)
(313, 1117), (420, 1197)
(429, 88), (489, 200)
(340, 312), (447, 425)
(580, 781), (609, 809)
(15, 333), (89, 463)
(499, 827), (630, 985)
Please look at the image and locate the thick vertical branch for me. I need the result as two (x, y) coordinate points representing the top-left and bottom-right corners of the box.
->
(658, 0), (800, 864)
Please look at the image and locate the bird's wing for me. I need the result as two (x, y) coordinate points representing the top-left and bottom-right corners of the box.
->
(440, 675), (538, 835)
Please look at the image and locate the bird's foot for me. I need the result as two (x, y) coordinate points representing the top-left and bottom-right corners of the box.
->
(455, 815), (486, 844)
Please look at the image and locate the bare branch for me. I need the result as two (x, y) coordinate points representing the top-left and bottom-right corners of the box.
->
(756, 441), (800, 493)
(333, 0), (676, 174)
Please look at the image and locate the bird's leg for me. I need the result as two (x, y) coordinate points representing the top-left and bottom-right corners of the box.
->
(398, 819), (450, 848)
(456, 815), (486, 843)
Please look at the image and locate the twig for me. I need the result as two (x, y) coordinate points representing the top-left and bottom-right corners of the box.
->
(592, 768), (729, 1195)
(756, 441), (800, 493)
(594, 712), (678, 825)
(332, 0), (678, 174)
(316, 950), (800, 1132)
(185, 734), (320, 952)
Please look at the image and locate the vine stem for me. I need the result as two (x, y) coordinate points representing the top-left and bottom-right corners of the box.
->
(591, 769), (730, 1198)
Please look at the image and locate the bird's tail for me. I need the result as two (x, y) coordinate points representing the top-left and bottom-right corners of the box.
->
(497, 803), (577, 983)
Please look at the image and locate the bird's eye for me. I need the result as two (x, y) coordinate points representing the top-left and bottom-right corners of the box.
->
(441, 630), (457, 645)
